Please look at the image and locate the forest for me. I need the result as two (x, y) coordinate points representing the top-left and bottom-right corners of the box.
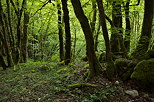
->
(0, 0), (154, 101)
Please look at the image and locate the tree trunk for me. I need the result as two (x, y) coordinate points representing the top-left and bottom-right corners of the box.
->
(71, 0), (102, 78)
(96, 0), (115, 80)
(61, 0), (71, 65)
(21, 0), (29, 63)
(132, 0), (154, 60)
(0, 33), (7, 70)
(0, 0), (14, 67)
(91, 1), (97, 35)
(57, 2), (64, 62)
(110, 1), (126, 56)
(94, 23), (100, 51)
(124, 0), (131, 52)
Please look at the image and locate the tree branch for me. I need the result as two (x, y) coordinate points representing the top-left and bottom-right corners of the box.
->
(31, 1), (50, 17)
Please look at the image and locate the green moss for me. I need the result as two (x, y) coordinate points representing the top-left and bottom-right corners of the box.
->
(114, 58), (127, 68)
(131, 36), (150, 60)
(131, 59), (154, 89)
(67, 83), (97, 89)
(114, 58), (128, 75)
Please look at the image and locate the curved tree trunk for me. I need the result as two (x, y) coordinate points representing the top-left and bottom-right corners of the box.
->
(71, 0), (102, 78)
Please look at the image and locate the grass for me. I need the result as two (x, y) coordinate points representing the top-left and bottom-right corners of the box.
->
(0, 61), (117, 102)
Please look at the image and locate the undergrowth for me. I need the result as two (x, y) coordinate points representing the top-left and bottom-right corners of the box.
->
(0, 61), (117, 102)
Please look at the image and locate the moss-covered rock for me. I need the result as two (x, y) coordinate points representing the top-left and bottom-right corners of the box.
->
(114, 58), (129, 76)
(122, 60), (138, 81)
(131, 59), (154, 89)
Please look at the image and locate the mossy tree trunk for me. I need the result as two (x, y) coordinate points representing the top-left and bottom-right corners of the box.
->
(96, 0), (115, 80)
(57, 1), (64, 62)
(61, 0), (71, 65)
(21, 0), (29, 63)
(71, 0), (102, 78)
(0, 0), (14, 67)
(131, 0), (154, 60)
(10, 0), (26, 64)
(110, 0), (127, 57)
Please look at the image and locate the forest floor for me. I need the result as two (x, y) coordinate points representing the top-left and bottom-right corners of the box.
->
(0, 61), (153, 102)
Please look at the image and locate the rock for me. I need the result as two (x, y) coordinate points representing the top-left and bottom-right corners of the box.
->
(150, 98), (154, 102)
(114, 81), (120, 85)
(131, 59), (154, 89)
(125, 90), (139, 97)
(143, 93), (149, 98)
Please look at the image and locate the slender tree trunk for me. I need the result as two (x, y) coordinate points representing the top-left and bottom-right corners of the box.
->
(21, 0), (29, 63)
(96, 0), (115, 80)
(57, 2), (64, 62)
(94, 23), (100, 51)
(71, 0), (102, 78)
(91, 1), (97, 35)
(132, 0), (154, 60)
(124, 0), (131, 52)
(61, 0), (71, 65)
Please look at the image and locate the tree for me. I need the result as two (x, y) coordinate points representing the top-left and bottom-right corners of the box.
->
(96, 0), (115, 80)
(132, 0), (154, 60)
(0, 0), (14, 67)
(21, 0), (29, 63)
(124, 0), (131, 52)
(110, 0), (127, 57)
(57, 1), (64, 62)
(61, 0), (71, 65)
(71, 0), (102, 78)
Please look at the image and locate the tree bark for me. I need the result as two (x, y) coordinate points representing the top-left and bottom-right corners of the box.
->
(61, 0), (71, 65)
(71, 0), (102, 78)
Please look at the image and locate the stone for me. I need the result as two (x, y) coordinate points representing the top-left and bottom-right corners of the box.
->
(125, 90), (139, 97)
(131, 59), (154, 89)
(114, 81), (120, 85)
